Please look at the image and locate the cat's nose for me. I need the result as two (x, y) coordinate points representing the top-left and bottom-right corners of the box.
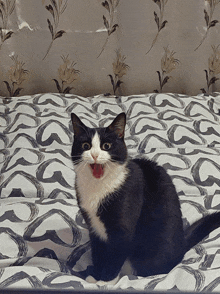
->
(91, 154), (98, 161)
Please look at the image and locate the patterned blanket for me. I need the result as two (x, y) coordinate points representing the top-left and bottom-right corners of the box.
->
(0, 93), (220, 291)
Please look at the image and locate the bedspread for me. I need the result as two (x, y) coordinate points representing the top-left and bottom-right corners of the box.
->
(0, 92), (220, 292)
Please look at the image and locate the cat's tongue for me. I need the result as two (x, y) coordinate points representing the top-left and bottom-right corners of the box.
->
(90, 163), (104, 179)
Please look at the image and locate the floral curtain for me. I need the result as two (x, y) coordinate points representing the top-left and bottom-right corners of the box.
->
(0, 0), (220, 97)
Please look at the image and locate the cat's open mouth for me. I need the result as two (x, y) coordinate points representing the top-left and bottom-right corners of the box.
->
(90, 163), (105, 179)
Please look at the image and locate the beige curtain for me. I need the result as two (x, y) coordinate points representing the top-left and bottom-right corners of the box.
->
(0, 0), (220, 97)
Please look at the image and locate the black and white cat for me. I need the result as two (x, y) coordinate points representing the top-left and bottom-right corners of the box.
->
(71, 112), (220, 285)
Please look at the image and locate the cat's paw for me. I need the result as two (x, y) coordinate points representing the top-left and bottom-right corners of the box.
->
(86, 275), (120, 286)
(96, 275), (120, 286)
(86, 275), (97, 284)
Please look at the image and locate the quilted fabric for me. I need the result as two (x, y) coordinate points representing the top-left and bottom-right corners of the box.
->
(0, 93), (220, 291)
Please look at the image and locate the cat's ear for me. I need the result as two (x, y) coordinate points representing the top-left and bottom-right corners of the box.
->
(71, 113), (87, 136)
(108, 113), (126, 138)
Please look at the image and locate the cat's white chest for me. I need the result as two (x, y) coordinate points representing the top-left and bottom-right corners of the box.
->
(76, 162), (128, 241)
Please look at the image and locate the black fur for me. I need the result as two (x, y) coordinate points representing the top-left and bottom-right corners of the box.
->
(71, 112), (220, 282)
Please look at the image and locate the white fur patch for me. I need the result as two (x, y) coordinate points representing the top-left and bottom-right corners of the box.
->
(75, 132), (128, 241)
(82, 132), (111, 165)
(86, 275), (97, 284)
(86, 275), (120, 286)
(120, 258), (135, 276)
(96, 275), (120, 286)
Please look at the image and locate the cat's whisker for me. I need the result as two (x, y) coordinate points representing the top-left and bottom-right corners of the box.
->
(105, 161), (113, 171)
(71, 156), (85, 165)
(72, 158), (83, 165)
(74, 160), (87, 172)
(72, 161), (81, 167)
(78, 160), (89, 172)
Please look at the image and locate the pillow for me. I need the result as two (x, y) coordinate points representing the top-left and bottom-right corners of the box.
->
(0, 197), (87, 264)
(0, 92), (220, 199)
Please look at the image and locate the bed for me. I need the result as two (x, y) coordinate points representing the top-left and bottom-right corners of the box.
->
(0, 92), (220, 292)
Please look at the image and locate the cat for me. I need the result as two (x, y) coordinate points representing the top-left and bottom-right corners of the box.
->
(71, 112), (220, 285)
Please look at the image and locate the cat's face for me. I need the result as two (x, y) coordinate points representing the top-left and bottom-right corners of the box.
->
(71, 113), (127, 179)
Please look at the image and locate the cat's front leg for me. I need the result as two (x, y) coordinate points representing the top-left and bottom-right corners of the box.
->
(86, 275), (119, 286)
(89, 234), (129, 282)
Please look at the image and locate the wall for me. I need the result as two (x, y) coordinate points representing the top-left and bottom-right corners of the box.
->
(0, 0), (220, 97)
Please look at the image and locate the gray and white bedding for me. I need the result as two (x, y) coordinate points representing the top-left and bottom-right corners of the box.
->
(0, 92), (220, 291)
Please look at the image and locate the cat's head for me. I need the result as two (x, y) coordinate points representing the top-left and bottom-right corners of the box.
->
(71, 113), (127, 179)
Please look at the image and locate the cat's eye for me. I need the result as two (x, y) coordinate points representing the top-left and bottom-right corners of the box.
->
(102, 143), (112, 150)
(82, 142), (91, 150)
